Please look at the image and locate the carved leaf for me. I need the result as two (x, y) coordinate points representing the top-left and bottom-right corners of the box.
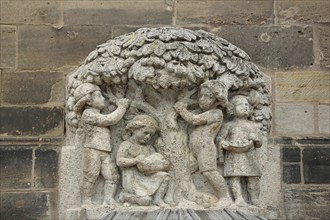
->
(196, 39), (213, 53)
(166, 42), (180, 50)
(108, 44), (121, 55)
(85, 50), (98, 63)
(137, 43), (154, 57)
(153, 40), (166, 57)
(159, 32), (172, 42)
(147, 29), (163, 39)
(181, 42), (201, 53)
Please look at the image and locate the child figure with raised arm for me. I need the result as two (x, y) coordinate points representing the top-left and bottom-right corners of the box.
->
(73, 83), (130, 207)
(174, 80), (232, 207)
(218, 95), (263, 207)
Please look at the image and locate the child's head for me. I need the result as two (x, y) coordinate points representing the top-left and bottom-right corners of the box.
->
(229, 95), (251, 118)
(199, 80), (228, 110)
(73, 83), (105, 111)
(126, 115), (159, 144)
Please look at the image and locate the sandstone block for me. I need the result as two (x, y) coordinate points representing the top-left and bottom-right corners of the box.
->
(0, 107), (64, 136)
(0, 25), (16, 69)
(177, 0), (273, 25)
(318, 105), (330, 134)
(2, 71), (64, 105)
(284, 186), (330, 220)
(213, 25), (313, 68)
(282, 146), (301, 162)
(275, 136), (293, 145)
(0, 191), (57, 219)
(63, 1), (172, 26)
(18, 25), (112, 70)
(112, 26), (142, 38)
(317, 25), (330, 68)
(0, 1), (61, 25)
(275, 103), (314, 135)
(283, 164), (301, 184)
(303, 147), (330, 184)
(278, 0), (330, 24)
(0, 149), (33, 189)
(34, 149), (59, 188)
(275, 71), (330, 104)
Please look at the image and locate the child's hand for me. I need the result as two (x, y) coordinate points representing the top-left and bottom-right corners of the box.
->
(135, 155), (146, 163)
(174, 102), (187, 112)
(248, 133), (258, 141)
(249, 133), (262, 148)
(118, 98), (130, 108)
(220, 140), (230, 150)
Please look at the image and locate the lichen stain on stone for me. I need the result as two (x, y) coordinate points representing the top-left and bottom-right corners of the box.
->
(279, 7), (302, 22)
(260, 33), (271, 43)
(66, 31), (78, 40)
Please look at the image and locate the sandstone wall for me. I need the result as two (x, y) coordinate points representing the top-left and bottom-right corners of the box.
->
(0, 1), (329, 219)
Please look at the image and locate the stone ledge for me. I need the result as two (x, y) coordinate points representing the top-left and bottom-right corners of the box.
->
(0, 136), (64, 146)
(275, 137), (330, 146)
(98, 209), (267, 220)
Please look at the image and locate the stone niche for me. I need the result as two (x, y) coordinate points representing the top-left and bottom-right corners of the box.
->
(59, 27), (280, 220)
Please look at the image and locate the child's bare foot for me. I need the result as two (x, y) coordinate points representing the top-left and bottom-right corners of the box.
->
(217, 196), (233, 207)
(235, 197), (248, 207)
(153, 199), (170, 208)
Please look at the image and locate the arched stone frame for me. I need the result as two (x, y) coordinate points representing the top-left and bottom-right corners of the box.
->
(59, 27), (280, 219)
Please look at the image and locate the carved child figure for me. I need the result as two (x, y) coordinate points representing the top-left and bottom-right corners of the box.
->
(174, 80), (232, 207)
(73, 83), (130, 206)
(116, 115), (170, 207)
(219, 95), (263, 206)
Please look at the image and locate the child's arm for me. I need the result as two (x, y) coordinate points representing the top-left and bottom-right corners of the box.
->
(249, 132), (263, 148)
(217, 123), (230, 163)
(117, 142), (145, 168)
(174, 101), (209, 125)
(85, 98), (130, 126)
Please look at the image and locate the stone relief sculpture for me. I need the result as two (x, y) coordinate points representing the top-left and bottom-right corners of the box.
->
(72, 82), (130, 207)
(218, 95), (263, 207)
(173, 80), (232, 207)
(62, 27), (275, 219)
(117, 115), (170, 207)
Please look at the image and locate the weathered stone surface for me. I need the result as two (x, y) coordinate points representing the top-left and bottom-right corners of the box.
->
(112, 26), (142, 38)
(317, 25), (330, 68)
(0, 191), (57, 220)
(0, 1), (61, 25)
(283, 164), (301, 184)
(2, 71), (64, 105)
(0, 149), (32, 189)
(18, 25), (112, 70)
(0, 107), (64, 136)
(284, 186), (330, 220)
(318, 105), (330, 134)
(275, 71), (330, 104)
(275, 103), (314, 135)
(63, 1), (173, 26)
(278, 0), (330, 24)
(0, 25), (16, 69)
(282, 146), (300, 162)
(177, 0), (273, 25)
(213, 25), (313, 68)
(61, 27), (277, 219)
(303, 147), (330, 184)
(34, 149), (59, 188)
(99, 209), (268, 220)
